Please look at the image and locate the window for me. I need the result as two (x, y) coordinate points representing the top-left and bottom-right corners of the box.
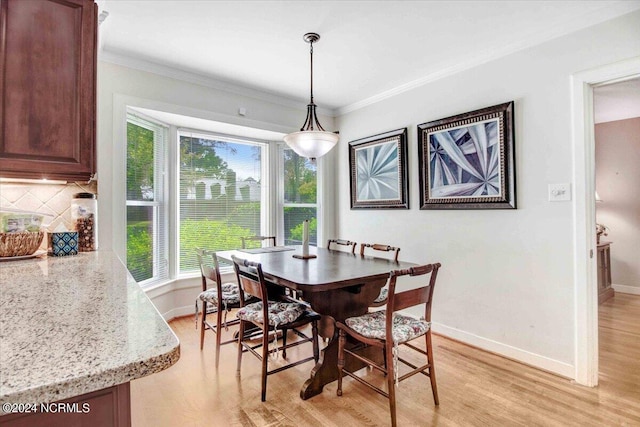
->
(178, 130), (266, 273)
(279, 146), (318, 246)
(121, 107), (325, 286)
(126, 114), (168, 284)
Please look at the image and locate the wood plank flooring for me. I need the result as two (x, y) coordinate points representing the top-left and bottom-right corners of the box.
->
(131, 293), (640, 426)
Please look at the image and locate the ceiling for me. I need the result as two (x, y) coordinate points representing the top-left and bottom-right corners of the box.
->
(98, 1), (640, 113)
(594, 77), (640, 123)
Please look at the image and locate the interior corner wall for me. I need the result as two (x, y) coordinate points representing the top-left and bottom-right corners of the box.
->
(334, 11), (640, 377)
(595, 117), (640, 292)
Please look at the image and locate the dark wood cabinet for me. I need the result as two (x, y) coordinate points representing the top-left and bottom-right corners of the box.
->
(597, 242), (614, 304)
(0, 0), (97, 181)
(0, 383), (131, 427)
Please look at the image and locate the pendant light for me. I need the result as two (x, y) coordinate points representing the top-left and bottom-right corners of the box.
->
(284, 33), (339, 160)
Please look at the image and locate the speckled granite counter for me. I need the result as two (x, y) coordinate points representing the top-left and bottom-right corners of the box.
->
(0, 251), (180, 406)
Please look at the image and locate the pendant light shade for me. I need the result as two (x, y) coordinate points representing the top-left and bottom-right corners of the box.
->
(284, 130), (339, 159)
(284, 33), (338, 160)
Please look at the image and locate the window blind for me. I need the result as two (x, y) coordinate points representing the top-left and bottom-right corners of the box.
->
(178, 130), (265, 273)
(126, 114), (168, 285)
(281, 147), (318, 246)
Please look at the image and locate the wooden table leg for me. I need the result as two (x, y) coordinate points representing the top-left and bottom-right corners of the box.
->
(299, 281), (386, 400)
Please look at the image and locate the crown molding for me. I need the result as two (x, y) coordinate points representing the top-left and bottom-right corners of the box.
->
(98, 49), (336, 118)
(99, 1), (639, 119)
(337, 1), (640, 115)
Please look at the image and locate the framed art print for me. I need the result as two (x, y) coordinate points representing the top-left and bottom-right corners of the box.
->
(418, 101), (516, 209)
(349, 128), (409, 209)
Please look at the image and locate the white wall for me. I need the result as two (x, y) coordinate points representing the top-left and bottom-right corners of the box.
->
(96, 60), (335, 318)
(596, 117), (640, 293)
(335, 11), (640, 377)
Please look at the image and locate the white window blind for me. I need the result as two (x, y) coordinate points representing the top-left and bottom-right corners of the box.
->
(126, 114), (168, 285)
(178, 130), (266, 273)
(279, 146), (318, 246)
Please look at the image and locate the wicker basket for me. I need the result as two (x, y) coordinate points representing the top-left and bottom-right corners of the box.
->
(0, 231), (44, 257)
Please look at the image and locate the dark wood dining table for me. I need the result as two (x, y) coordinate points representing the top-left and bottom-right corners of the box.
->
(217, 245), (416, 400)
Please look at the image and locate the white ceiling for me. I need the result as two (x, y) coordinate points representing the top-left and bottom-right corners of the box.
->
(98, 1), (640, 113)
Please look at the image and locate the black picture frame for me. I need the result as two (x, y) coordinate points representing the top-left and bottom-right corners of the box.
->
(349, 128), (409, 209)
(417, 101), (516, 209)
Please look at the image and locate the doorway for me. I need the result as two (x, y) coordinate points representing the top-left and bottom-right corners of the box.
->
(571, 56), (640, 387)
(593, 77), (640, 385)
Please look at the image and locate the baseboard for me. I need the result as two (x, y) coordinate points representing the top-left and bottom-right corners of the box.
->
(162, 305), (195, 321)
(431, 322), (574, 379)
(612, 284), (640, 295)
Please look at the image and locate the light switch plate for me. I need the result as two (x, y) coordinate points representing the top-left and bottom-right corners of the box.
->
(548, 183), (571, 201)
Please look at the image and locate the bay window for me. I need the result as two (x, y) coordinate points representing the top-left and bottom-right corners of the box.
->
(124, 109), (321, 285)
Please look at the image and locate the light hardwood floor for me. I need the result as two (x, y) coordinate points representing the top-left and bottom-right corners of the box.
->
(131, 294), (640, 426)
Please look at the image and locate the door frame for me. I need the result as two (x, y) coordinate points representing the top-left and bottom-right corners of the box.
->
(571, 56), (640, 386)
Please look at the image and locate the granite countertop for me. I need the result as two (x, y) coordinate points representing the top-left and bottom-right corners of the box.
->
(0, 251), (180, 405)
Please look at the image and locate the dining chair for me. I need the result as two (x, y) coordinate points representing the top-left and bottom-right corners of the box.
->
(336, 263), (441, 427)
(195, 248), (246, 368)
(360, 243), (401, 307)
(240, 235), (276, 249)
(231, 255), (320, 402)
(327, 238), (357, 254)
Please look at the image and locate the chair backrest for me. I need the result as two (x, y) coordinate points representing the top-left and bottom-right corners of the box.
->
(231, 255), (268, 306)
(327, 239), (357, 254)
(386, 263), (441, 325)
(360, 243), (400, 262)
(241, 235), (276, 249)
(196, 248), (222, 294)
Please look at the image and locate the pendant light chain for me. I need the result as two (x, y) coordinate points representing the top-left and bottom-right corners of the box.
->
(309, 40), (314, 105)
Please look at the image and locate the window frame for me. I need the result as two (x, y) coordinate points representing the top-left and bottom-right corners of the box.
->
(125, 112), (169, 287)
(277, 143), (319, 247)
(115, 103), (329, 288)
(176, 128), (273, 276)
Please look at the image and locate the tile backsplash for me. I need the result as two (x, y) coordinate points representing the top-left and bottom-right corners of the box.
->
(0, 181), (98, 249)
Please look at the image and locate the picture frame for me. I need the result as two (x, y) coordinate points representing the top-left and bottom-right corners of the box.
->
(349, 128), (409, 209)
(418, 101), (516, 209)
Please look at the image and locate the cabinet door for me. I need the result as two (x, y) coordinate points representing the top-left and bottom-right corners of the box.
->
(0, 383), (131, 427)
(0, 0), (97, 181)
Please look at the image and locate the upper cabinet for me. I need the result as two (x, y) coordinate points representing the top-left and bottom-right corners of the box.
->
(0, 0), (97, 181)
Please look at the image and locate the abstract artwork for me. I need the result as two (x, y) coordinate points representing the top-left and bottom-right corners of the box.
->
(418, 101), (516, 209)
(349, 128), (409, 209)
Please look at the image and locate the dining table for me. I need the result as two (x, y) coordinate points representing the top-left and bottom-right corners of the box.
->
(216, 245), (416, 400)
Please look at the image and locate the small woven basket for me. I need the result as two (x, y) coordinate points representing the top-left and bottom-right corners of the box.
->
(0, 231), (44, 257)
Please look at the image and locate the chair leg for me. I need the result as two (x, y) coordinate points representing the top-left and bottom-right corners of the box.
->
(337, 329), (346, 396)
(199, 302), (207, 350)
(282, 328), (287, 359)
(386, 343), (398, 427)
(382, 349), (387, 376)
(426, 331), (439, 405)
(312, 321), (319, 362)
(236, 320), (245, 374)
(261, 325), (269, 402)
(215, 305), (223, 368)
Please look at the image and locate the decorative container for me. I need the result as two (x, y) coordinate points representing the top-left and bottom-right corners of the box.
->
(0, 231), (44, 257)
(71, 192), (98, 252)
(51, 231), (79, 256)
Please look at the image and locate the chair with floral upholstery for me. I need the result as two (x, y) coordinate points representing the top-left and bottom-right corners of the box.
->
(336, 263), (441, 427)
(359, 243), (401, 307)
(231, 254), (320, 402)
(327, 238), (357, 254)
(195, 248), (247, 368)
